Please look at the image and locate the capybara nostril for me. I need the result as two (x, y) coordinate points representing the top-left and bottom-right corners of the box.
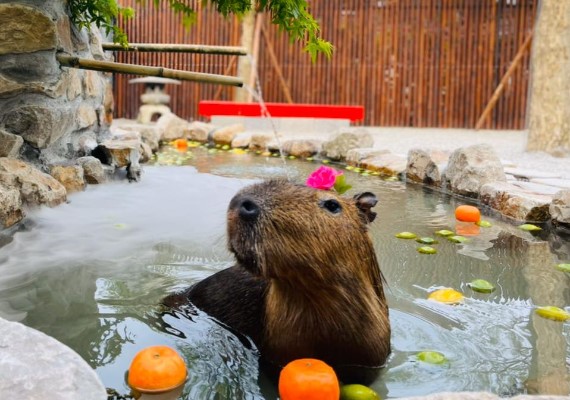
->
(237, 198), (260, 221)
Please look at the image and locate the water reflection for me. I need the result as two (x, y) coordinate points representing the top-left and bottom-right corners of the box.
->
(0, 154), (568, 398)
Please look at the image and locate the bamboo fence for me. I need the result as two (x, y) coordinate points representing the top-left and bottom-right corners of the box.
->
(113, 0), (537, 129)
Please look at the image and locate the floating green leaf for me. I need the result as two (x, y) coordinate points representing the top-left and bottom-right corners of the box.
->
(340, 384), (381, 400)
(416, 237), (438, 245)
(371, 171), (381, 176)
(448, 235), (468, 243)
(306, 157), (314, 162)
(468, 279), (495, 293)
(345, 165), (355, 171)
(535, 306), (570, 321)
(435, 230), (455, 237)
(288, 155), (296, 160)
(322, 159), (331, 164)
(384, 176), (399, 182)
(361, 172), (370, 177)
(519, 224), (542, 231)
(476, 220), (492, 228)
(417, 351), (447, 365)
(395, 232), (417, 239)
(417, 246), (437, 254)
(555, 263), (570, 273)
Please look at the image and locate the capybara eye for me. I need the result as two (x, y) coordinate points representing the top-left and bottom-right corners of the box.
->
(321, 199), (342, 214)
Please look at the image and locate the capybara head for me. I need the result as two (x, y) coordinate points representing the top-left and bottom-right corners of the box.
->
(227, 179), (380, 287)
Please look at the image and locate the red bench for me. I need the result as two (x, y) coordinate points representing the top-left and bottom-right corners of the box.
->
(198, 101), (364, 122)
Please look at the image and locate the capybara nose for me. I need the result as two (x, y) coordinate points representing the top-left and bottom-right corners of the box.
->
(233, 196), (260, 221)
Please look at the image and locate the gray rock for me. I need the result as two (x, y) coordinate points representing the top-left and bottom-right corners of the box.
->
(0, 317), (106, 400)
(0, 158), (67, 207)
(0, 50), (61, 83)
(321, 128), (374, 161)
(156, 112), (189, 142)
(249, 132), (276, 152)
(112, 120), (162, 152)
(211, 123), (246, 146)
(98, 140), (142, 182)
(346, 148), (390, 164)
(282, 139), (322, 158)
(49, 165), (85, 194)
(77, 156), (106, 184)
(360, 151), (407, 177)
(2, 104), (75, 149)
(0, 183), (23, 228)
(407, 148), (450, 187)
(231, 132), (252, 148)
(480, 182), (551, 222)
(0, 129), (23, 158)
(184, 121), (215, 143)
(76, 104), (98, 130)
(443, 144), (506, 198)
(550, 189), (570, 225)
(0, 4), (57, 55)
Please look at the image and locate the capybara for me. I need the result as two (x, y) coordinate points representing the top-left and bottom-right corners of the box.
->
(164, 179), (390, 384)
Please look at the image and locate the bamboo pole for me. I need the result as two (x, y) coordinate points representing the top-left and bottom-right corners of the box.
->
(56, 54), (243, 87)
(260, 23), (293, 104)
(213, 56), (238, 100)
(474, 31), (533, 130)
(102, 42), (247, 56)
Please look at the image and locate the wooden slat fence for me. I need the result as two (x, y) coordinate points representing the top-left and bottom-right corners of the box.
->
(114, 0), (537, 129)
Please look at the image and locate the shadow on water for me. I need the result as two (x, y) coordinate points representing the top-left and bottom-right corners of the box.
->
(0, 150), (569, 398)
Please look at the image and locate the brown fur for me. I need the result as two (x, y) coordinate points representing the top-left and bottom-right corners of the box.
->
(164, 179), (390, 384)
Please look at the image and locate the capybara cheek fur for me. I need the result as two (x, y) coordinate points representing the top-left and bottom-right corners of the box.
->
(165, 179), (391, 384)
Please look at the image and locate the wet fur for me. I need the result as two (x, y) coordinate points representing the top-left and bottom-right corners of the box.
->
(164, 180), (390, 384)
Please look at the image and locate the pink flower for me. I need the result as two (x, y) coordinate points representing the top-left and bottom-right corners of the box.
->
(306, 166), (342, 190)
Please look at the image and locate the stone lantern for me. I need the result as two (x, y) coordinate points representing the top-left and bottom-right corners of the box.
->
(129, 76), (181, 124)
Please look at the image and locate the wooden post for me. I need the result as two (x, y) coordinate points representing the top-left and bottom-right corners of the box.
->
(475, 31), (533, 130)
(56, 54), (243, 87)
(102, 43), (247, 55)
(246, 13), (264, 102)
(234, 2), (256, 102)
(260, 24), (294, 104)
(213, 56), (238, 100)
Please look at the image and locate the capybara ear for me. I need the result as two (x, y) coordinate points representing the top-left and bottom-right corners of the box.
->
(354, 192), (378, 224)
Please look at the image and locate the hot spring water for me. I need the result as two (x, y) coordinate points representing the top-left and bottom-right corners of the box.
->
(0, 149), (568, 399)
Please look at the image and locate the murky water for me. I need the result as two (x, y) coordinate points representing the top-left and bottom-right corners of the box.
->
(0, 147), (569, 399)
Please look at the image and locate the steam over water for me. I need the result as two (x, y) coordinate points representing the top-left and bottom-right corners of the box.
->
(0, 156), (569, 399)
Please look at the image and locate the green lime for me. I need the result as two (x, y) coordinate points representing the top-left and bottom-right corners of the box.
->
(221, 144), (230, 150)
(340, 384), (381, 400)
(555, 263), (570, 273)
(416, 237), (438, 245)
(395, 232), (417, 239)
(468, 279), (495, 293)
(476, 220), (492, 227)
(417, 351), (447, 365)
(519, 224), (542, 231)
(448, 235), (468, 243)
(417, 246), (437, 254)
(435, 230), (455, 237)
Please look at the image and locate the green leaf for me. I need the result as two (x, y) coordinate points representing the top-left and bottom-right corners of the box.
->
(535, 306), (570, 321)
(334, 174), (352, 195)
(468, 279), (495, 293)
(555, 263), (570, 273)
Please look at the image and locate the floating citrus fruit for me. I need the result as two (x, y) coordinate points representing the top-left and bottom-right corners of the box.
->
(417, 351), (447, 365)
(395, 232), (417, 239)
(555, 264), (570, 273)
(173, 139), (188, 151)
(428, 288), (464, 304)
(535, 306), (570, 322)
(278, 358), (340, 400)
(468, 279), (495, 293)
(127, 345), (187, 393)
(417, 246), (437, 254)
(340, 384), (381, 400)
(455, 205), (481, 222)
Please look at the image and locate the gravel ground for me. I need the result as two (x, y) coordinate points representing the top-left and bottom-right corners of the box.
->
(361, 127), (570, 180)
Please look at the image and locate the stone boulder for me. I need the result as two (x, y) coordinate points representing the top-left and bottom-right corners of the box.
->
(346, 148), (390, 165)
(96, 140), (142, 182)
(249, 132), (277, 152)
(0, 129), (23, 158)
(231, 132), (252, 148)
(50, 165), (85, 194)
(0, 317), (106, 400)
(156, 112), (189, 142)
(321, 128), (374, 161)
(360, 151), (407, 177)
(77, 156), (106, 184)
(0, 158), (66, 207)
(0, 183), (23, 228)
(443, 144), (506, 198)
(211, 123), (246, 146)
(407, 148), (450, 187)
(550, 189), (570, 225)
(480, 182), (551, 222)
(0, 4), (57, 55)
(282, 139), (322, 158)
(183, 121), (215, 143)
